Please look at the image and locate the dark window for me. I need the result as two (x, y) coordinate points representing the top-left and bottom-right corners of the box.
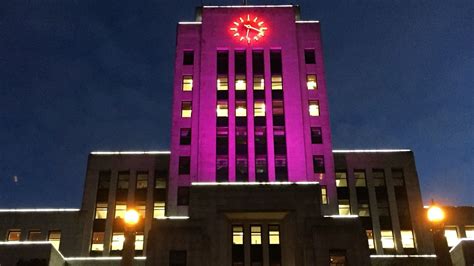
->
(177, 187), (189, 206)
(178, 156), (190, 175)
(313, 155), (325, 173)
(170, 250), (187, 266)
(183, 51), (194, 65)
(235, 51), (246, 75)
(28, 230), (42, 241)
(273, 126), (286, 155)
(255, 127), (267, 155)
(304, 49), (316, 64)
(310, 127), (322, 144)
(272, 100), (285, 126)
(275, 155), (288, 181)
(256, 156), (268, 182)
(373, 169), (386, 186)
(217, 51), (229, 75)
(216, 155), (229, 182)
(117, 171), (129, 189)
(252, 50), (264, 75)
(236, 127), (248, 155)
(329, 250), (346, 266)
(180, 128), (191, 145)
(391, 168), (405, 186)
(217, 127), (229, 155)
(98, 171), (111, 189)
(270, 50), (282, 75)
(236, 157), (248, 182)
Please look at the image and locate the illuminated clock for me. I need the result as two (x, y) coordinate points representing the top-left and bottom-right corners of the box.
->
(230, 15), (268, 44)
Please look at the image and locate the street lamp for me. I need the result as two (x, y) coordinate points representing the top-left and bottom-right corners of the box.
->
(121, 209), (140, 266)
(427, 203), (452, 266)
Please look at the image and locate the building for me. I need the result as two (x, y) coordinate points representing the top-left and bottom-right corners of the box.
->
(0, 4), (472, 266)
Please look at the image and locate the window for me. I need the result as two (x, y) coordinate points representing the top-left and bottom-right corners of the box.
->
(309, 100), (320, 116)
(137, 203), (146, 219)
(338, 200), (351, 215)
(111, 232), (125, 251)
(91, 232), (105, 251)
(401, 230), (415, 248)
(255, 156), (268, 182)
(270, 50), (282, 75)
(366, 230), (375, 249)
(236, 156), (248, 182)
(178, 156), (191, 175)
(98, 171), (111, 189)
(306, 74), (317, 90)
(115, 203), (127, 218)
(235, 75), (246, 90)
(48, 231), (61, 250)
(136, 172), (148, 189)
(170, 250), (187, 266)
(271, 75), (282, 90)
(232, 225), (244, 266)
(135, 233), (144, 251)
(95, 203), (108, 219)
(275, 155), (288, 181)
(310, 127), (322, 144)
(183, 51), (194, 65)
(335, 171), (348, 187)
(233, 225), (244, 245)
(373, 169), (386, 186)
(181, 101), (192, 118)
(329, 252), (346, 266)
(217, 76), (229, 91)
(182, 76), (193, 91)
(268, 225), (281, 265)
(312, 155), (325, 173)
(354, 170), (367, 187)
(180, 128), (191, 145)
(155, 176), (167, 189)
(272, 100), (284, 115)
(321, 185), (328, 204)
(28, 230), (42, 241)
(117, 172), (129, 190)
(216, 127), (229, 155)
(254, 101), (265, 117)
(465, 226), (474, 238)
(268, 225), (280, 245)
(177, 186), (190, 206)
(304, 49), (316, 64)
(381, 230), (395, 249)
(444, 226), (459, 247)
(216, 155), (229, 182)
(253, 75), (264, 90)
(153, 202), (166, 218)
(358, 203), (370, 217)
(251, 225), (262, 244)
(217, 101), (229, 117)
(392, 168), (405, 186)
(236, 101), (247, 117)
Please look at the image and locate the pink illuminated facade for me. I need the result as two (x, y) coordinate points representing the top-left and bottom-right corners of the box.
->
(168, 5), (336, 215)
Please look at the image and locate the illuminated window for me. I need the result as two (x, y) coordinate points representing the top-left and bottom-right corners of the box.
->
(178, 156), (191, 175)
(154, 176), (166, 189)
(95, 203), (108, 219)
(235, 75), (246, 90)
(373, 169), (386, 187)
(335, 171), (348, 187)
(48, 231), (61, 250)
(313, 155), (325, 173)
(182, 75), (193, 91)
(358, 204), (370, 217)
(137, 203), (146, 219)
(111, 232), (124, 251)
(183, 51), (194, 65)
(321, 185), (328, 204)
(269, 225), (280, 245)
(338, 200), (351, 215)
(253, 75), (264, 90)
(135, 233), (144, 250)
(401, 230), (415, 248)
(304, 49), (316, 64)
(366, 230), (375, 249)
(115, 203), (127, 219)
(180, 128), (191, 145)
(217, 76), (228, 91)
(307, 74), (317, 90)
(465, 226), (474, 238)
(181, 101), (192, 118)
(153, 202), (165, 218)
(236, 101), (247, 117)
(117, 172), (129, 190)
(91, 232), (104, 251)
(381, 230), (395, 249)
(136, 172), (148, 189)
(217, 101), (229, 117)
(233, 225), (244, 245)
(309, 100), (320, 116)
(28, 230), (42, 241)
(271, 75), (282, 90)
(251, 226), (262, 245)
(354, 170), (367, 187)
(254, 101), (266, 117)
(444, 226), (459, 247)
(7, 230), (21, 241)
(310, 127), (322, 144)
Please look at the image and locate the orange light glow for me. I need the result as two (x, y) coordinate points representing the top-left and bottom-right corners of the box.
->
(124, 209), (140, 225)
(427, 205), (445, 223)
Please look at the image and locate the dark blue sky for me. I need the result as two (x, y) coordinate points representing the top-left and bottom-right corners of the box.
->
(0, 0), (472, 207)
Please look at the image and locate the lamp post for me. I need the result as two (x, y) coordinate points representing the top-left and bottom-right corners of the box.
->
(121, 209), (140, 266)
(427, 203), (452, 266)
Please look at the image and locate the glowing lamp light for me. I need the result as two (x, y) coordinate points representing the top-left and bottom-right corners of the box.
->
(124, 209), (140, 226)
(427, 205), (445, 223)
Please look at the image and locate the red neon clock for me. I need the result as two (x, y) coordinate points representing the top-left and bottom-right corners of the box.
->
(230, 15), (268, 44)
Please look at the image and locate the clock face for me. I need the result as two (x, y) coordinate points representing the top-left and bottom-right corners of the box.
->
(230, 15), (268, 44)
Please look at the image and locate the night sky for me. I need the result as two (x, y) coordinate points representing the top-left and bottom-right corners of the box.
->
(0, 0), (472, 208)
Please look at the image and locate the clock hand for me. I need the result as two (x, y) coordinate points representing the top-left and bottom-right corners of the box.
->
(246, 28), (250, 42)
(244, 24), (264, 33)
